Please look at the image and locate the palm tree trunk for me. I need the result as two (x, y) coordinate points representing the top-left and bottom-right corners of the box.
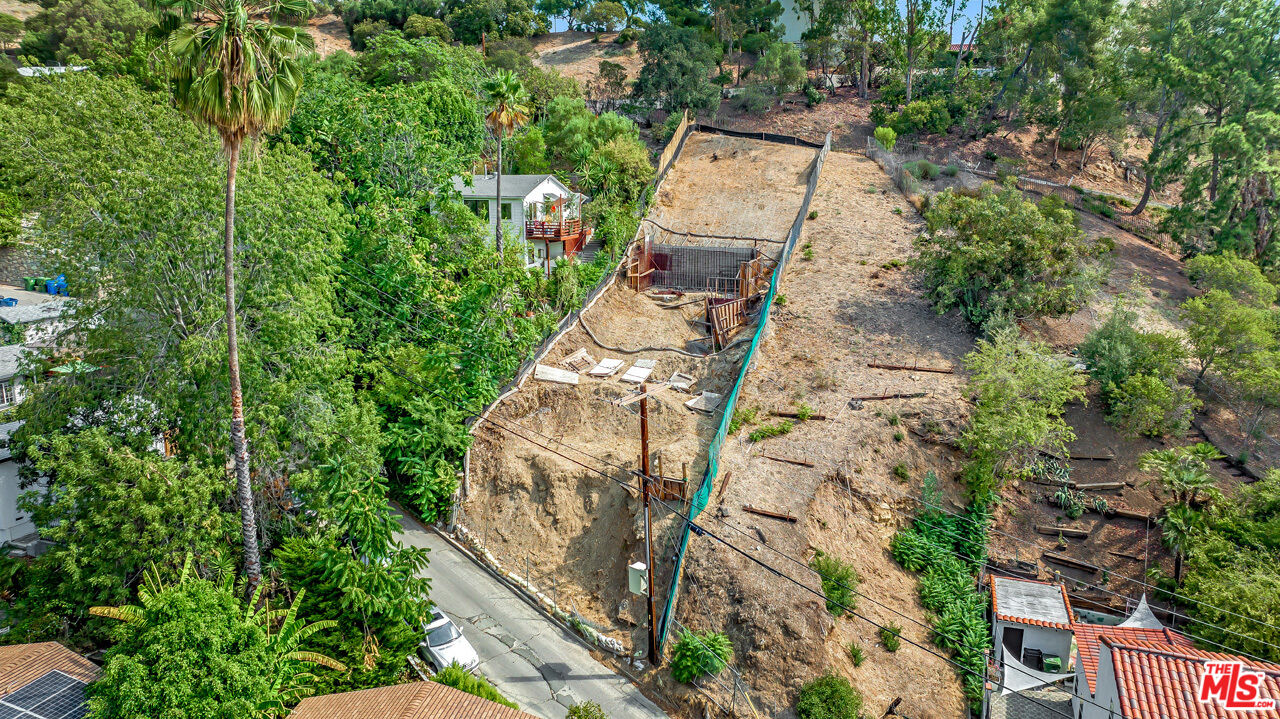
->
(225, 137), (262, 588)
(495, 139), (504, 256)
(1173, 550), (1184, 586)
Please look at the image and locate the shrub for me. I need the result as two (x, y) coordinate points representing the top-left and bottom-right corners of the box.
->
(879, 623), (902, 651)
(735, 84), (775, 114)
(893, 463), (910, 481)
(797, 674), (863, 719)
(434, 663), (519, 710)
(915, 182), (1103, 329)
(894, 97), (951, 135)
(983, 150), (999, 161)
(352, 18), (392, 50)
(756, 42), (806, 93)
(567, 701), (608, 719)
(906, 159), (940, 181)
(1079, 301), (1198, 437)
(1052, 484), (1087, 519)
(811, 549), (860, 616)
(670, 629), (732, 683)
(403, 14), (451, 41)
(805, 85), (824, 107)
(873, 126), (897, 151)
(748, 419), (793, 442)
(943, 163), (959, 177)
(848, 642), (865, 666)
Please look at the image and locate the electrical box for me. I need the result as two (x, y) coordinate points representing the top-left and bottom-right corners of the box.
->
(628, 562), (648, 595)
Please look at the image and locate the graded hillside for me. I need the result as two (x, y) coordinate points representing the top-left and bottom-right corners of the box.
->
(530, 31), (643, 87)
(459, 133), (820, 658)
(677, 150), (974, 717)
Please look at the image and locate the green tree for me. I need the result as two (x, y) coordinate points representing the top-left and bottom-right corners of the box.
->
(577, 0), (626, 31)
(1186, 252), (1279, 308)
(357, 32), (486, 89)
(1221, 348), (1280, 456)
(1161, 0), (1280, 265)
(0, 74), (361, 574)
(885, 0), (944, 103)
(914, 182), (1104, 329)
(1180, 289), (1276, 383)
(19, 0), (151, 63)
(0, 13), (21, 51)
(755, 41), (805, 93)
(445, 0), (547, 45)
(483, 69), (532, 256)
(1158, 504), (1204, 586)
(961, 326), (1087, 491)
(150, 0), (315, 588)
(88, 561), (345, 717)
(633, 23), (721, 115)
(10, 430), (228, 641)
(404, 14), (453, 41)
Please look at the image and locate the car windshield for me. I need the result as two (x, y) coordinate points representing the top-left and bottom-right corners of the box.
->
(427, 621), (462, 647)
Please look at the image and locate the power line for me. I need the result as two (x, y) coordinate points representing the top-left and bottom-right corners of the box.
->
(333, 252), (1280, 649)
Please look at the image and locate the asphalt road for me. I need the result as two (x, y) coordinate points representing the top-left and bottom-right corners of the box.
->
(395, 511), (668, 719)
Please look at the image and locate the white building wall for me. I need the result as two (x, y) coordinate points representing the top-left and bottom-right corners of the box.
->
(995, 620), (1074, 666)
(1078, 647), (1121, 719)
(0, 460), (34, 544)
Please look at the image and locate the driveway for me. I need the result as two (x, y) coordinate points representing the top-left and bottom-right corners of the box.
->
(395, 511), (668, 719)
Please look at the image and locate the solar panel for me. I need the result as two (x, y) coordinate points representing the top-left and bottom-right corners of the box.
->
(0, 671), (88, 719)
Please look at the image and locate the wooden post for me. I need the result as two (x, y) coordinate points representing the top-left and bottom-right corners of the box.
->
(639, 383), (660, 667)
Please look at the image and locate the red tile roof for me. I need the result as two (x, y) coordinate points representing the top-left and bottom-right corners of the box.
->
(0, 642), (99, 698)
(989, 576), (1075, 630)
(1104, 638), (1280, 718)
(1074, 623), (1195, 694)
(290, 681), (537, 719)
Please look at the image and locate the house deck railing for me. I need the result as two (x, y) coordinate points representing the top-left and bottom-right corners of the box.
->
(525, 219), (582, 241)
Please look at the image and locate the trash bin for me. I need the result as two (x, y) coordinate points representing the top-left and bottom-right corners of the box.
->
(21, 277), (35, 292)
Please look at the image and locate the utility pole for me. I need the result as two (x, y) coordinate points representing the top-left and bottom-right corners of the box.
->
(638, 382), (660, 667)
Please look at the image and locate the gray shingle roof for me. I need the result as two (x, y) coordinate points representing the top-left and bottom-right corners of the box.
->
(992, 576), (1071, 627)
(0, 344), (26, 379)
(452, 174), (561, 200)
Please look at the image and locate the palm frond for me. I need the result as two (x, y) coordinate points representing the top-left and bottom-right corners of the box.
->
(89, 605), (144, 623)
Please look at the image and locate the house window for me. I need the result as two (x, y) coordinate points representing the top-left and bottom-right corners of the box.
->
(0, 380), (17, 408)
(501, 202), (514, 220)
(465, 199), (489, 220)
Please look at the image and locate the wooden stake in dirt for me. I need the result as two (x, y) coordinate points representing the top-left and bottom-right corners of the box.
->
(638, 382), (660, 667)
(770, 410), (829, 420)
(762, 454), (815, 468)
(716, 471), (733, 501)
(742, 504), (798, 523)
(849, 391), (927, 403)
(867, 361), (954, 374)
(1042, 551), (1099, 573)
(1035, 525), (1089, 539)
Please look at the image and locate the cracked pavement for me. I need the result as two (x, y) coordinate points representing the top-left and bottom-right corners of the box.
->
(395, 510), (669, 719)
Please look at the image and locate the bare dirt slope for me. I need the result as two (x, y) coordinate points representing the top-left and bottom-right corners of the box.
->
(530, 31), (642, 87)
(0, 0), (38, 20)
(463, 133), (821, 660)
(308, 14), (353, 58)
(679, 151), (975, 718)
(649, 133), (817, 240)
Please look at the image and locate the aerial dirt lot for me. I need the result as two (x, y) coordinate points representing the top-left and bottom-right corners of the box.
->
(649, 133), (817, 240)
(530, 31), (643, 87)
(0, 0), (38, 19)
(679, 150), (974, 718)
(462, 133), (820, 660)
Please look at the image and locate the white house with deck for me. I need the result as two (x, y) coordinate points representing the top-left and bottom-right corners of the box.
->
(452, 174), (592, 275)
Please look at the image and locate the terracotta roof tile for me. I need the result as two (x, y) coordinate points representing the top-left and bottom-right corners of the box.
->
(289, 681), (538, 719)
(989, 576), (1075, 631)
(1104, 639), (1280, 718)
(1074, 624), (1195, 694)
(0, 642), (99, 698)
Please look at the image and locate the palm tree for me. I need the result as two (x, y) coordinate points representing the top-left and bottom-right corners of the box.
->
(482, 70), (531, 256)
(1139, 442), (1225, 508)
(1157, 504), (1203, 586)
(152, 0), (313, 586)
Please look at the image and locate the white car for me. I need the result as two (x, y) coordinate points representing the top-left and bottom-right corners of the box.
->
(419, 608), (480, 673)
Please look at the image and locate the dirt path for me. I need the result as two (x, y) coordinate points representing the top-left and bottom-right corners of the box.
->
(308, 14), (352, 58)
(680, 151), (974, 718)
